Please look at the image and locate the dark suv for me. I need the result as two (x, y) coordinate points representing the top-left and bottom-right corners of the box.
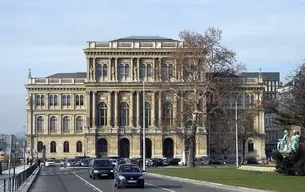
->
(89, 159), (115, 179)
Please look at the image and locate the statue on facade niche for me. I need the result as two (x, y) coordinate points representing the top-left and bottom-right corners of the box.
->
(277, 130), (288, 153)
(112, 65), (115, 77)
(89, 67), (94, 80)
(133, 65), (138, 77)
(289, 130), (300, 152)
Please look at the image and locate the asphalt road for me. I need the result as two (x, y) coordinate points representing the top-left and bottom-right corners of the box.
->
(29, 166), (237, 192)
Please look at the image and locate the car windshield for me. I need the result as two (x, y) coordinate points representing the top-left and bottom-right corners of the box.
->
(46, 159), (54, 162)
(67, 159), (75, 162)
(119, 165), (141, 172)
(94, 160), (112, 167)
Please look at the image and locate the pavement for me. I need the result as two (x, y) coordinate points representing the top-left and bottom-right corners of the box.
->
(29, 166), (239, 192)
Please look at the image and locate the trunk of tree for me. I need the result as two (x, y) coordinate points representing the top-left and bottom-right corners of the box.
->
(242, 139), (246, 165)
(187, 114), (198, 167)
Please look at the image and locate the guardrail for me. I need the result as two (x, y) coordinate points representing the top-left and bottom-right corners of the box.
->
(0, 164), (38, 191)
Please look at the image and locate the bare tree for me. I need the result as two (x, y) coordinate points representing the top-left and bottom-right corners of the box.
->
(157, 28), (245, 167)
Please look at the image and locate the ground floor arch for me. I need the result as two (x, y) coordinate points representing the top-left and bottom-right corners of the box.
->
(119, 138), (130, 158)
(140, 138), (152, 158)
(96, 138), (108, 157)
(163, 138), (174, 158)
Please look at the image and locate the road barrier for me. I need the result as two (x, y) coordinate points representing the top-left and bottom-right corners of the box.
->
(0, 164), (38, 191)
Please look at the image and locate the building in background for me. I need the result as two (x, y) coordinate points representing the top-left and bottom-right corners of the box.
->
(242, 72), (282, 157)
(25, 36), (266, 160)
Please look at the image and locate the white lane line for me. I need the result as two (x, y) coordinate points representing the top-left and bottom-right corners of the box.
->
(145, 182), (176, 192)
(73, 172), (103, 192)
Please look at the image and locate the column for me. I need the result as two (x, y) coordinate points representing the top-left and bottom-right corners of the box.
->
(152, 91), (156, 127)
(93, 58), (96, 82)
(152, 58), (156, 81)
(158, 91), (162, 127)
(131, 58), (134, 81)
(107, 91), (112, 127)
(92, 91), (96, 128)
(86, 58), (90, 81)
(158, 58), (162, 81)
(114, 91), (118, 127)
(108, 58), (112, 81)
(115, 58), (118, 81)
(137, 58), (140, 81)
(130, 91), (134, 127)
(136, 91), (141, 127)
(86, 91), (91, 128)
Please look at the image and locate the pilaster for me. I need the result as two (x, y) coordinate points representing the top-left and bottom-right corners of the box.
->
(152, 91), (156, 127)
(114, 91), (118, 128)
(137, 58), (140, 81)
(107, 91), (112, 127)
(115, 58), (118, 81)
(86, 91), (91, 128)
(158, 91), (162, 127)
(86, 58), (90, 80)
(131, 58), (134, 81)
(108, 58), (112, 81)
(130, 91), (134, 127)
(93, 58), (96, 82)
(136, 91), (141, 128)
(92, 91), (96, 128)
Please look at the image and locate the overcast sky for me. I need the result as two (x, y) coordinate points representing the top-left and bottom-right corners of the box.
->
(0, 0), (304, 134)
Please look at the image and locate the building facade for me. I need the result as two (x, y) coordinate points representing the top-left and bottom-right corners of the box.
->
(25, 36), (266, 159)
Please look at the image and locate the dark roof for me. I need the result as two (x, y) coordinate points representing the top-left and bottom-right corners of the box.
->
(241, 72), (280, 81)
(47, 72), (86, 78)
(110, 36), (178, 42)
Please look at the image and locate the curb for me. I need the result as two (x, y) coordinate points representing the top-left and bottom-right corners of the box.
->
(148, 173), (273, 192)
(17, 167), (41, 192)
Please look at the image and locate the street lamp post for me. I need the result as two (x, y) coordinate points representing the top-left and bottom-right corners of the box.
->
(235, 99), (239, 168)
(142, 80), (146, 172)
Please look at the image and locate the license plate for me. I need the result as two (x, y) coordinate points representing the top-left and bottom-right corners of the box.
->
(101, 174), (108, 176)
(128, 180), (137, 183)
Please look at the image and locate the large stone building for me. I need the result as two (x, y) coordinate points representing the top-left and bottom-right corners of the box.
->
(25, 36), (266, 159)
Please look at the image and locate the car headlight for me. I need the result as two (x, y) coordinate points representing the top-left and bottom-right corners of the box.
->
(139, 176), (144, 179)
(118, 175), (126, 180)
(110, 170), (114, 172)
(93, 170), (99, 173)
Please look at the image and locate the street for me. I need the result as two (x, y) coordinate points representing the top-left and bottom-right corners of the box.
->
(29, 166), (236, 192)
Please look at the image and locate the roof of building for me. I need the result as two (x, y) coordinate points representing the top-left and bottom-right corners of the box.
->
(110, 36), (178, 42)
(47, 72), (86, 78)
(241, 72), (280, 81)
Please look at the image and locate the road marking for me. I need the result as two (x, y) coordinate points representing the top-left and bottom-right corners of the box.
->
(73, 172), (103, 192)
(145, 183), (176, 192)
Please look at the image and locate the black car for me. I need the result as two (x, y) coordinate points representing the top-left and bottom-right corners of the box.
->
(89, 159), (114, 179)
(114, 164), (144, 189)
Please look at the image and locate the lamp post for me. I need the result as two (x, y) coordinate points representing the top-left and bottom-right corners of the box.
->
(235, 93), (242, 168)
(142, 80), (146, 172)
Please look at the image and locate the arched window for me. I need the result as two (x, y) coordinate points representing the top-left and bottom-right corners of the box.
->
(36, 116), (44, 131)
(76, 141), (82, 152)
(62, 95), (67, 105)
(140, 64), (146, 80)
(145, 102), (151, 127)
(98, 103), (107, 126)
(120, 102), (129, 126)
(103, 64), (108, 77)
(125, 64), (130, 77)
(119, 64), (124, 76)
(50, 141), (56, 153)
(36, 95), (41, 105)
(63, 141), (69, 153)
(248, 140), (254, 152)
(54, 95), (58, 105)
(80, 95), (84, 105)
(37, 141), (43, 152)
(97, 64), (102, 77)
(75, 95), (80, 105)
(41, 95), (45, 105)
(168, 64), (174, 77)
(50, 116), (57, 131)
(163, 102), (173, 126)
(161, 64), (168, 76)
(63, 116), (70, 131)
(147, 64), (152, 77)
(76, 116), (83, 130)
(49, 95), (54, 105)
(67, 95), (71, 105)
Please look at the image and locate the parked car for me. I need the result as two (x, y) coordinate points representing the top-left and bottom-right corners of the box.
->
(258, 158), (267, 164)
(45, 159), (56, 167)
(65, 158), (76, 167)
(114, 164), (144, 189)
(78, 159), (90, 167)
(89, 159), (114, 179)
(60, 158), (66, 167)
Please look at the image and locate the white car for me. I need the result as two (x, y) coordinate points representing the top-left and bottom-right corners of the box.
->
(45, 159), (56, 167)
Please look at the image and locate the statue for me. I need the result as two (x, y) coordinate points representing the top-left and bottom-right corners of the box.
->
(25, 95), (31, 106)
(133, 65), (137, 77)
(289, 130), (300, 152)
(89, 67), (94, 79)
(112, 65), (115, 77)
(277, 130), (288, 152)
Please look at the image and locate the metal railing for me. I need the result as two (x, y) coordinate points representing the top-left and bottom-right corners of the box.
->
(0, 164), (38, 192)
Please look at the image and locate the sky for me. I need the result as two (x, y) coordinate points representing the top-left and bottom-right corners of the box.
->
(0, 0), (304, 134)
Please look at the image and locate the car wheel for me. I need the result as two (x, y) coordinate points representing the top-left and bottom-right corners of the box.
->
(92, 175), (96, 180)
